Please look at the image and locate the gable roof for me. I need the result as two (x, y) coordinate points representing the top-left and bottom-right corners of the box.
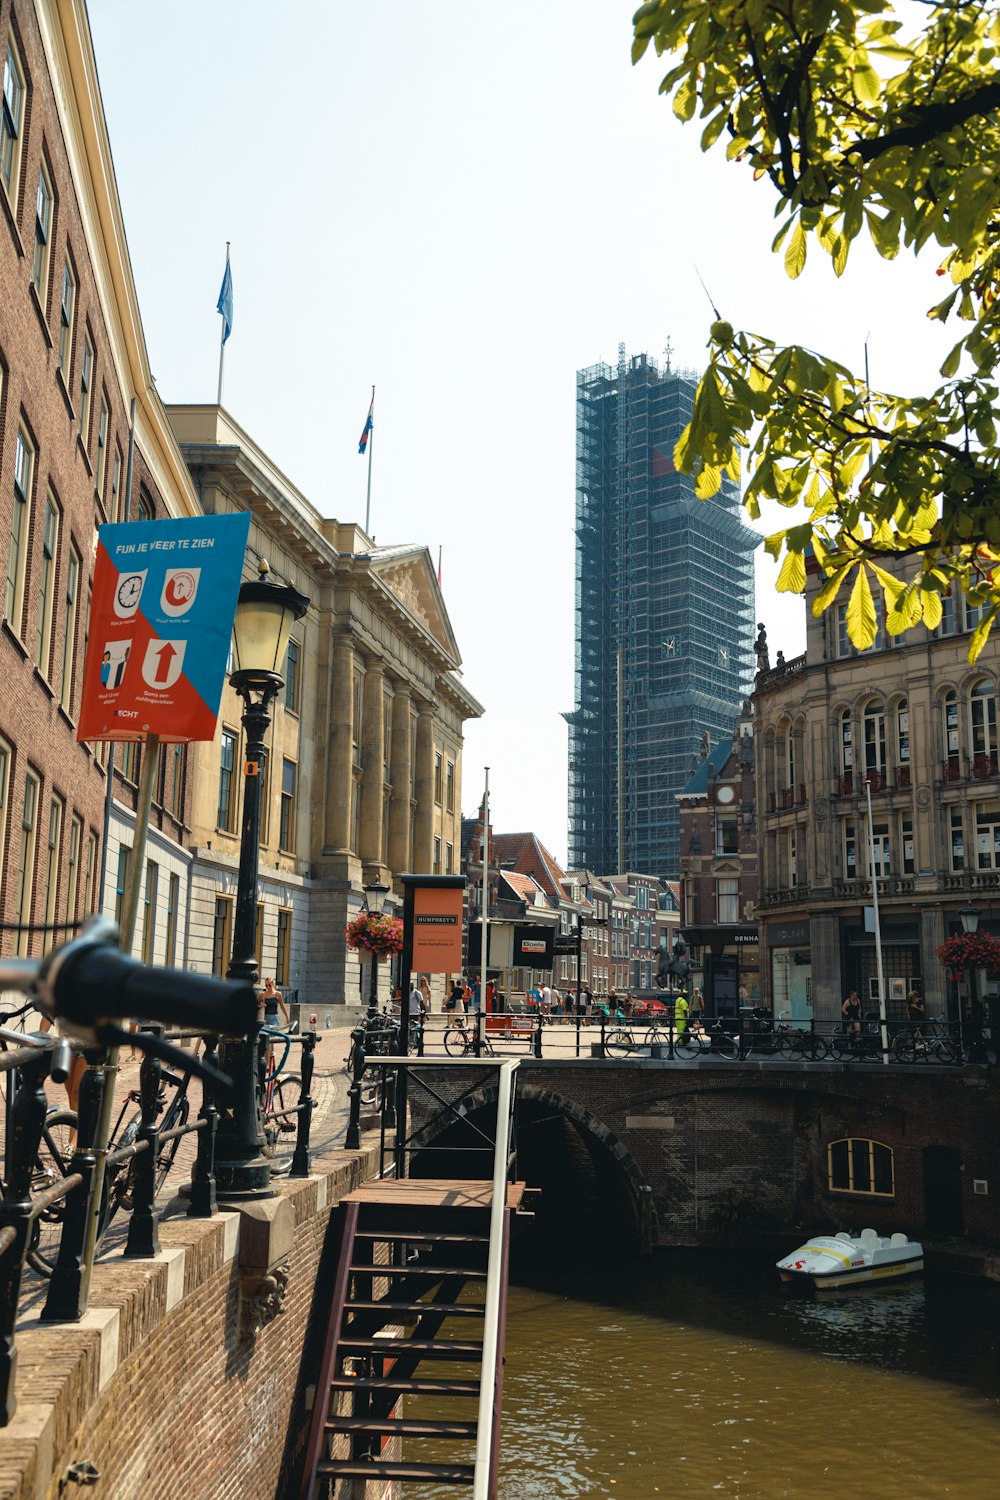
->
(678, 740), (733, 798)
(492, 832), (567, 904)
(370, 545), (462, 664)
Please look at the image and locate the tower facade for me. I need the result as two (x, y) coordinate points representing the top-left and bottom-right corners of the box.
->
(568, 346), (757, 878)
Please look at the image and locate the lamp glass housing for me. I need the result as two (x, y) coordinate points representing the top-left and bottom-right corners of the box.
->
(960, 905), (981, 935)
(231, 572), (309, 689)
(364, 879), (391, 914)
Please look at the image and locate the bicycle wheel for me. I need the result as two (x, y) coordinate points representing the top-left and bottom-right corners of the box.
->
(673, 1033), (701, 1060)
(264, 1074), (301, 1155)
(713, 1031), (739, 1059)
(605, 1029), (635, 1057)
(933, 1038), (959, 1065)
(802, 1033), (828, 1062)
(894, 1036), (919, 1063)
(643, 1027), (667, 1051)
(27, 1109), (77, 1277)
(444, 1024), (470, 1056)
(154, 1093), (190, 1193)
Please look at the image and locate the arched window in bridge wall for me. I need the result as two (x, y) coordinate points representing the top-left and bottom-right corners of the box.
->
(827, 1138), (894, 1197)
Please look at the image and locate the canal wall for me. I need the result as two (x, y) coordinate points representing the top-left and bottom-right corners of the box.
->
(0, 1142), (380, 1500)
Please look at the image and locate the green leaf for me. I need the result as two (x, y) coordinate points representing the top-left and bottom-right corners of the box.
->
(847, 565), (877, 649)
(968, 608), (997, 662)
(920, 588), (943, 631)
(784, 221), (807, 279)
(776, 550), (807, 593)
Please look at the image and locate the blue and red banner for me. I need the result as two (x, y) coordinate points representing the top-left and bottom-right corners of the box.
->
(358, 397), (374, 455)
(77, 513), (250, 743)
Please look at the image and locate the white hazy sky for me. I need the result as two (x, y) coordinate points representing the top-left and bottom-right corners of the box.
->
(89, 0), (953, 866)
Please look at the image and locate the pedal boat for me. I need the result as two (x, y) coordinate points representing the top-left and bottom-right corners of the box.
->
(777, 1229), (923, 1289)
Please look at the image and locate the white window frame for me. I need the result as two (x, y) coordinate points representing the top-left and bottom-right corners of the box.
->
(79, 332), (93, 442)
(1, 36), (25, 205)
(32, 159), (53, 303)
(16, 770), (40, 956)
(58, 258), (75, 376)
(6, 426), (33, 632)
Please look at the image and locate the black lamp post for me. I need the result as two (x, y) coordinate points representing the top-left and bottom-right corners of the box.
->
(363, 878), (391, 1021)
(215, 561), (309, 1201)
(960, 903), (982, 1040)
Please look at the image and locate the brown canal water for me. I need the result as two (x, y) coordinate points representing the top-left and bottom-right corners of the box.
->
(486, 1252), (1000, 1499)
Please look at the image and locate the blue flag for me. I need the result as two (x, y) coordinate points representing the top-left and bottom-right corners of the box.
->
(358, 396), (374, 455)
(216, 256), (233, 344)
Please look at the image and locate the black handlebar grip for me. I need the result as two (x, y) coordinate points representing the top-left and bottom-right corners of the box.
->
(52, 944), (257, 1037)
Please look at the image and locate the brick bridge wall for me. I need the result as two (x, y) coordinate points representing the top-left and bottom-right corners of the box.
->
(414, 1059), (1000, 1251)
(0, 1144), (381, 1500)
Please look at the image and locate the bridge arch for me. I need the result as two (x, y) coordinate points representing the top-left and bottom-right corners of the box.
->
(410, 1078), (657, 1255)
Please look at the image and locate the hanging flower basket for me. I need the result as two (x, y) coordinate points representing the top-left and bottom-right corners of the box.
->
(935, 931), (1000, 981)
(345, 910), (404, 958)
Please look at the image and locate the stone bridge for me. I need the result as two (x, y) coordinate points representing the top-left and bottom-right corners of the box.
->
(413, 1057), (1000, 1256)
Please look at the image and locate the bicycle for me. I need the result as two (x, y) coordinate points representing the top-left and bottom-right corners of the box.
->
(894, 1019), (958, 1065)
(443, 1020), (496, 1057)
(261, 1023), (303, 1156)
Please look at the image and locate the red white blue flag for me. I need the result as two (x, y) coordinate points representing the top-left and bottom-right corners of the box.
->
(359, 396), (374, 455)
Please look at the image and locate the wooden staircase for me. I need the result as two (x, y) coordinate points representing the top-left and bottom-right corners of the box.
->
(300, 1179), (523, 1499)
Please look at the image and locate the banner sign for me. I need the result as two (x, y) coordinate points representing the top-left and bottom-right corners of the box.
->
(77, 513), (251, 743)
(513, 924), (554, 971)
(410, 883), (465, 973)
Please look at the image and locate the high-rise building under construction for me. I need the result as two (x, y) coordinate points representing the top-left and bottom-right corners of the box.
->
(567, 345), (758, 879)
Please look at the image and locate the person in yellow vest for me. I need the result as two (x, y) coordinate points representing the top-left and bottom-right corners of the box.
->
(673, 991), (689, 1039)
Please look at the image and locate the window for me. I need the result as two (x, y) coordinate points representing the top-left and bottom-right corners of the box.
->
(110, 447), (122, 521)
(86, 830), (98, 913)
(896, 699), (909, 766)
(119, 740), (137, 783)
(59, 543), (80, 712)
(965, 598), (985, 632)
(844, 820), (857, 878)
(900, 815), (915, 876)
(0, 741), (8, 875)
(67, 813), (82, 925)
(715, 814), (739, 855)
(717, 877), (739, 924)
(170, 743), (185, 822)
(165, 872), (180, 966)
(434, 751), (443, 804)
(870, 821), (891, 877)
(43, 796), (63, 936)
(839, 710), (853, 778)
(212, 896), (233, 976)
(141, 860), (157, 965)
(35, 495), (59, 675)
(95, 399), (109, 501)
(217, 727), (237, 831)
(445, 841), (454, 874)
(828, 1138), (894, 1197)
(58, 260), (75, 376)
(863, 700), (886, 781)
(446, 760), (455, 813)
(6, 426), (33, 629)
(943, 690), (960, 772)
(975, 801), (1000, 871)
(786, 828), (798, 887)
(1, 38), (25, 203)
(352, 674), (362, 757)
(15, 771), (39, 956)
(276, 907), (291, 987)
(114, 844), (131, 928)
(32, 162), (53, 302)
(433, 835), (442, 874)
(255, 902), (264, 975)
(79, 334), (93, 441)
(284, 638), (300, 712)
(279, 759), (296, 851)
(970, 679), (998, 770)
(785, 730), (796, 790)
(951, 808), (965, 872)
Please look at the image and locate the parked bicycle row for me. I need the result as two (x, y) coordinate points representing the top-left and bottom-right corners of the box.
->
(599, 1013), (995, 1064)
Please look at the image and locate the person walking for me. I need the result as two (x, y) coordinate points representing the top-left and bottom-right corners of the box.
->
(842, 989), (862, 1037)
(906, 988), (925, 1043)
(689, 986), (705, 1025)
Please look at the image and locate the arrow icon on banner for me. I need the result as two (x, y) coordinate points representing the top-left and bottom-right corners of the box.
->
(141, 638), (186, 690)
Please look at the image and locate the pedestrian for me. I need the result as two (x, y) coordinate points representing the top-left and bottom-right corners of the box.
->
(260, 976), (290, 1075)
(624, 990), (634, 1018)
(419, 973), (432, 1014)
(551, 985), (562, 1021)
(906, 988), (925, 1042)
(689, 986), (705, 1024)
(448, 978), (466, 1014)
(409, 976), (427, 1021)
(580, 986), (592, 1019)
(842, 989), (862, 1036)
(673, 990), (689, 1038)
(470, 976), (482, 1013)
(539, 982), (552, 1017)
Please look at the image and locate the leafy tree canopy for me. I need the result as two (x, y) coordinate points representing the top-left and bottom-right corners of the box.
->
(632, 0), (1000, 657)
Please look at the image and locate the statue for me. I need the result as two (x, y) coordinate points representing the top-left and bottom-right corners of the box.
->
(754, 622), (769, 673)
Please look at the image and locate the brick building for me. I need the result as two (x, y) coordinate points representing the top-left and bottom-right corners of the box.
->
(676, 704), (759, 1013)
(0, 0), (198, 963)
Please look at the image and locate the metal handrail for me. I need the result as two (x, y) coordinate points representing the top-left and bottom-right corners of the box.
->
(473, 1057), (518, 1500)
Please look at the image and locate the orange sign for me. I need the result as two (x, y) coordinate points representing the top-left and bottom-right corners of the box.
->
(410, 884), (465, 972)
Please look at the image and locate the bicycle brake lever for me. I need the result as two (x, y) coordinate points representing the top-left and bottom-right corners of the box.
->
(95, 1022), (235, 1100)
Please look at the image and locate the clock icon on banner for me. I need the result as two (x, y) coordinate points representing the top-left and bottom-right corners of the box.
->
(115, 570), (147, 619)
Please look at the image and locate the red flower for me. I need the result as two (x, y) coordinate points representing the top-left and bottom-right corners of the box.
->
(345, 910), (404, 957)
(936, 932), (1000, 978)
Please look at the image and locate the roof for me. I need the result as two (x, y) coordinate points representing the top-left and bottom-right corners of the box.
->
(499, 870), (549, 908)
(678, 740), (733, 798)
(492, 833), (567, 904)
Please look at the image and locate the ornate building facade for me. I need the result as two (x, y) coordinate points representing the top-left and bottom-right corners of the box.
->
(168, 406), (481, 1012)
(755, 563), (1000, 1028)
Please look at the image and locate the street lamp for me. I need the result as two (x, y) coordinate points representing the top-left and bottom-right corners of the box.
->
(215, 561), (309, 1201)
(363, 878), (391, 1020)
(960, 903), (982, 1043)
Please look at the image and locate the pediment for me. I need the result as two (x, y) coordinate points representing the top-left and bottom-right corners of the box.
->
(371, 547), (461, 663)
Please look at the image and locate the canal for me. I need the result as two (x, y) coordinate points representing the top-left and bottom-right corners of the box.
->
(493, 1249), (1000, 1498)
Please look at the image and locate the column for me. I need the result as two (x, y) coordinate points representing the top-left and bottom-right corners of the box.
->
(358, 660), (385, 872)
(387, 685), (412, 875)
(411, 702), (435, 873)
(325, 636), (354, 852)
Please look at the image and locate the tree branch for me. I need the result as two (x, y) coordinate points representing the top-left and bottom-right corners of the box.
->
(852, 79), (1000, 162)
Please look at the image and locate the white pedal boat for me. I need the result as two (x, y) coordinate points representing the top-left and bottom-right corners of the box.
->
(777, 1229), (923, 1289)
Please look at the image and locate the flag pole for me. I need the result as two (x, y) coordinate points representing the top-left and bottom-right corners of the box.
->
(364, 384), (375, 536)
(217, 241), (230, 405)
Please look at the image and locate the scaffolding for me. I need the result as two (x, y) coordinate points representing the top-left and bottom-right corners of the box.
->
(567, 348), (758, 880)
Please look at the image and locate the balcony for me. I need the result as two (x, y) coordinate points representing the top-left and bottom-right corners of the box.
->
(837, 772), (853, 796)
(758, 885), (809, 908)
(895, 765), (911, 789)
(972, 751), (998, 780)
(943, 758), (961, 782)
(833, 876), (915, 899)
(944, 869), (1000, 892)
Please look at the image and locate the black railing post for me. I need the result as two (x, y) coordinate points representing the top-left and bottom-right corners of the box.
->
(533, 1014), (543, 1059)
(43, 1054), (103, 1323)
(125, 1040), (162, 1258)
(188, 1035), (220, 1218)
(344, 1026), (365, 1151)
(0, 1052), (50, 1422)
(600, 1014), (606, 1057)
(575, 1011), (582, 1058)
(290, 1031), (315, 1177)
(474, 1009), (483, 1059)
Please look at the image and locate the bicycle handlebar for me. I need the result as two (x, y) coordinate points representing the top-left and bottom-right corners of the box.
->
(22, 917), (257, 1040)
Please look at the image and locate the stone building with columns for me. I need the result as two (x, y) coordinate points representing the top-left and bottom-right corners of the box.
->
(166, 405), (481, 1013)
(754, 558), (1000, 1030)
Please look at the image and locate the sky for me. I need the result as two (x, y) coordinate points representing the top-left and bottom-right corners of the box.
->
(88, 0), (955, 867)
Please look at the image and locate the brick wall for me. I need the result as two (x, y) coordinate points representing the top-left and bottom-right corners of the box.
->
(0, 1143), (381, 1499)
